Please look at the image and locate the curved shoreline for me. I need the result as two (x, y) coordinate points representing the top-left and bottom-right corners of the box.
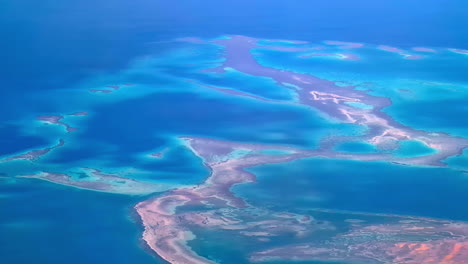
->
(136, 136), (468, 264)
(2, 35), (467, 264)
(134, 35), (468, 264)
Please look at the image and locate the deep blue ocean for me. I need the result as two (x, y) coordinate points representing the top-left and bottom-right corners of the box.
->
(1, 1), (468, 264)
(0, 179), (159, 264)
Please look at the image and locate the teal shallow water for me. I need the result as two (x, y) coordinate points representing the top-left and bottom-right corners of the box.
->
(254, 47), (468, 84)
(234, 158), (468, 221)
(394, 140), (437, 157)
(253, 47), (468, 139)
(188, 224), (349, 264)
(445, 149), (468, 170)
(334, 141), (377, 154)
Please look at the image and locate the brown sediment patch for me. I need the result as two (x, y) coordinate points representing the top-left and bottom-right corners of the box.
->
(0, 139), (64, 162)
(250, 217), (468, 264)
(403, 54), (424, 60)
(177, 37), (206, 44)
(413, 47), (437, 53)
(310, 91), (360, 104)
(89, 89), (113, 93)
(240, 231), (276, 237)
(186, 80), (287, 104)
(146, 147), (170, 160)
(441, 242), (465, 263)
(377, 45), (426, 61)
(338, 53), (361, 61)
(378, 45), (404, 53)
(136, 195), (217, 264)
(386, 241), (468, 264)
(37, 115), (78, 132)
(149, 152), (163, 158)
(19, 168), (168, 195)
(415, 244), (430, 251)
(448, 48), (468, 55)
(325, 41), (364, 49)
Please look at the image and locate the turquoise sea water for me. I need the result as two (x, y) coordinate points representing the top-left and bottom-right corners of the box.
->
(2, 1), (468, 263)
(254, 47), (468, 140)
(445, 149), (468, 170)
(254, 47), (468, 83)
(394, 140), (437, 157)
(1, 39), (467, 264)
(189, 227), (350, 264)
(386, 96), (468, 138)
(334, 142), (377, 154)
(235, 158), (468, 221)
(80, 89), (361, 150)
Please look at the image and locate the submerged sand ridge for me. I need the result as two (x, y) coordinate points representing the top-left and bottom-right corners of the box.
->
(134, 36), (468, 263)
(136, 136), (468, 264)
